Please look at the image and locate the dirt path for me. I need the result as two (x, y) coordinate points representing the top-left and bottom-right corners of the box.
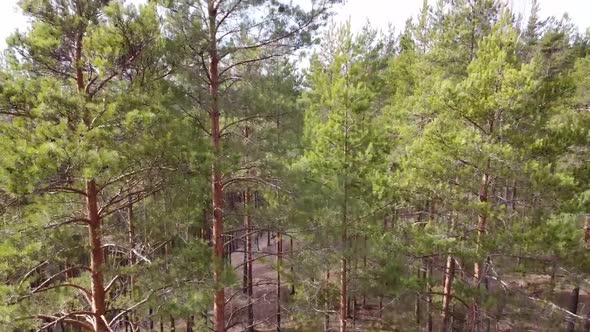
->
(226, 230), (292, 331)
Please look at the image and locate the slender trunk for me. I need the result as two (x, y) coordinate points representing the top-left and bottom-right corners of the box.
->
(187, 315), (193, 332)
(160, 318), (164, 332)
(426, 200), (434, 332)
(149, 308), (154, 331)
(128, 198), (135, 294)
(170, 315), (175, 332)
(415, 264), (421, 326)
(566, 287), (580, 332)
(340, 257), (347, 332)
(362, 235), (367, 308)
(245, 189), (254, 332)
(290, 237), (295, 295)
(425, 259), (433, 332)
(340, 211), (347, 332)
(352, 294), (357, 330)
(325, 270), (330, 331)
(347, 295), (352, 318)
(277, 231), (282, 331)
(510, 180), (517, 212)
(207, 1), (224, 330)
(86, 180), (107, 332)
(549, 257), (558, 296)
(483, 258), (490, 332)
(472, 170), (490, 331)
(415, 206), (424, 327)
(243, 224), (248, 293)
(441, 255), (456, 332)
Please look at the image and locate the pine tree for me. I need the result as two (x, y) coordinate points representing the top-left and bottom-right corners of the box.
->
(160, 1), (341, 330)
(0, 1), (168, 330)
(298, 23), (390, 331)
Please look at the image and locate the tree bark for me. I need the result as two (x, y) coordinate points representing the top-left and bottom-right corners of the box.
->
(325, 270), (330, 331)
(340, 213), (348, 332)
(425, 259), (433, 332)
(86, 179), (108, 332)
(472, 169), (490, 331)
(244, 189), (254, 332)
(566, 287), (580, 332)
(128, 197), (135, 294)
(426, 200), (434, 332)
(441, 255), (456, 332)
(290, 237), (295, 295)
(415, 206), (425, 327)
(415, 264), (421, 326)
(207, 1), (224, 330)
(277, 231), (282, 331)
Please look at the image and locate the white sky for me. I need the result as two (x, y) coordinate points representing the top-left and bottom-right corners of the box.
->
(0, 0), (588, 50)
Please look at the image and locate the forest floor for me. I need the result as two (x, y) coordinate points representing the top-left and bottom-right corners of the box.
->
(140, 236), (590, 331)
(226, 231), (292, 331)
(225, 232), (387, 332)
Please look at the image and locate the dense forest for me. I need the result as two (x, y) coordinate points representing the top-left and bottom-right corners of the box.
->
(0, 0), (589, 331)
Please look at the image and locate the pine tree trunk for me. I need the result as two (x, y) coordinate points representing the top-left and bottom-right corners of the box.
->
(441, 255), (456, 332)
(549, 257), (558, 296)
(187, 315), (193, 332)
(340, 256), (347, 332)
(415, 207), (425, 327)
(426, 201), (434, 332)
(472, 170), (490, 331)
(86, 180), (108, 332)
(207, 0), (224, 330)
(128, 197), (135, 296)
(415, 264), (421, 326)
(244, 189), (254, 332)
(352, 294), (357, 330)
(325, 270), (330, 331)
(566, 287), (580, 332)
(362, 235), (367, 309)
(290, 237), (295, 295)
(340, 216), (348, 332)
(149, 308), (154, 331)
(277, 231), (282, 331)
(340, 160), (348, 332)
(511, 180), (517, 212)
(425, 258), (433, 332)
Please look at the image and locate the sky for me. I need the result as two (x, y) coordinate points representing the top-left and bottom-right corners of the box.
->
(0, 0), (588, 50)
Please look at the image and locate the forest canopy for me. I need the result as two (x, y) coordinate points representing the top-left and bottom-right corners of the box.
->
(0, 0), (589, 331)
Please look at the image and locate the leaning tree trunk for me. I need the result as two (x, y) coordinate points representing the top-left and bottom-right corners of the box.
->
(87, 180), (108, 331)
